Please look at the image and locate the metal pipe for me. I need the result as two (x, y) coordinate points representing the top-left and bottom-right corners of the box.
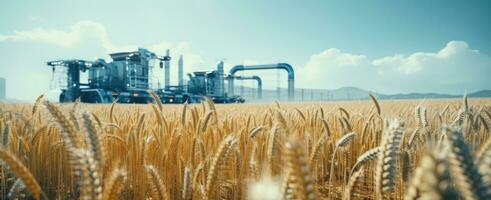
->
(227, 75), (262, 99)
(229, 63), (294, 101)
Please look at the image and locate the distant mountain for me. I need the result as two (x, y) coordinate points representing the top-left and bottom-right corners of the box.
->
(378, 92), (457, 100)
(327, 87), (375, 100)
(234, 85), (491, 102)
(468, 90), (491, 98)
(379, 90), (491, 100)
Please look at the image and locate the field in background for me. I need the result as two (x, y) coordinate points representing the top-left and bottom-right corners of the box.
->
(0, 98), (490, 199)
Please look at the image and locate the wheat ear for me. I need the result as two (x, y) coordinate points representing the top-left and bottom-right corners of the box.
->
(103, 168), (127, 200)
(182, 165), (193, 200)
(369, 93), (381, 115)
(404, 151), (457, 200)
(109, 100), (116, 123)
(477, 135), (491, 186)
(145, 165), (169, 200)
(82, 112), (105, 169)
(350, 147), (381, 175)
(295, 108), (306, 121)
(200, 111), (213, 132)
(375, 119), (404, 200)
(0, 147), (47, 200)
(267, 124), (282, 175)
(149, 90), (163, 112)
(44, 101), (82, 150)
(322, 119), (332, 137)
(444, 126), (491, 200)
(76, 149), (103, 200)
(280, 169), (294, 200)
(31, 94), (44, 117)
(204, 136), (237, 199)
(309, 133), (326, 167)
(284, 137), (317, 200)
(249, 144), (259, 180)
(329, 132), (356, 196)
(248, 126), (263, 139)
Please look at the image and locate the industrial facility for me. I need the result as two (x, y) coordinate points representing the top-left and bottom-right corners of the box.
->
(46, 48), (295, 104)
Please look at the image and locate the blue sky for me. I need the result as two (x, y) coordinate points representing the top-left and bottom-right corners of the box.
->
(1, 0), (490, 101)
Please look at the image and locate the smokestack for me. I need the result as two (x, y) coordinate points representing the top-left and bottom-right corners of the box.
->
(164, 49), (170, 89)
(178, 55), (183, 87)
(216, 61), (224, 96)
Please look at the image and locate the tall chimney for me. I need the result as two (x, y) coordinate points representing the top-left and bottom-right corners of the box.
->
(164, 49), (170, 89)
(215, 61), (224, 96)
(178, 55), (184, 87)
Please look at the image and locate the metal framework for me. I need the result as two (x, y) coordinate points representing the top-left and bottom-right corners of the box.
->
(229, 63), (294, 100)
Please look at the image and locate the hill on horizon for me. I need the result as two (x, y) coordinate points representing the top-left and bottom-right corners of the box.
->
(233, 85), (491, 102)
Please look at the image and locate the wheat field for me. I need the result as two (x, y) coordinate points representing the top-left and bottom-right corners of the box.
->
(0, 95), (490, 200)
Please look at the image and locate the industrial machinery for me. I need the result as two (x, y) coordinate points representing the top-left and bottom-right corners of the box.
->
(47, 48), (170, 103)
(157, 55), (241, 103)
(187, 61), (244, 103)
(46, 48), (246, 104)
(155, 53), (203, 103)
(46, 48), (294, 104)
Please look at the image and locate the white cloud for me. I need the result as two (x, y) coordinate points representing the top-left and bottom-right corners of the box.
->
(0, 21), (203, 66)
(308, 48), (367, 66)
(297, 48), (373, 90)
(299, 41), (491, 94)
(372, 41), (482, 74)
(0, 21), (110, 48)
